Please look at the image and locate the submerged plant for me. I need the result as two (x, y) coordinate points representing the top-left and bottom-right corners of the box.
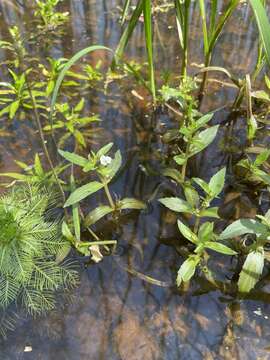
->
(0, 184), (78, 335)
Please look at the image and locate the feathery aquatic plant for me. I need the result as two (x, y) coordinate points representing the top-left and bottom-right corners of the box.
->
(0, 184), (78, 336)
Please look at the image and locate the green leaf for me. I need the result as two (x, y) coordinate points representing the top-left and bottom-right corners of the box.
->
(238, 247), (264, 293)
(84, 205), (114, 226)
(174, 154), (187, 165)
(70, 174), (80, 242)
(219, 219), (268, 240)
(58, 149), (87, 167)
(159, 197), (193, 213)
(162, 168), (182, 183)
(192, 177), (210, 194)
(209, 167), (226, 197)
(183, 185), (200, 208)
(195, 113), (214, 129)
(102, 150), (122, 182)
(189, 125), (219, 157)
(199, 207), (220, 218)
(64, 181), (104, 207)
(50, 45), (112, 128)
(205, 242), (237, 255)
(118, 198), (146, 210)
(198, 222), (214, 242)
(9, 100), (20, 119)
(34, 154), (44, 177)
(254, 149), (270, 166)
(96, 143), (114, 158)
(177, 220), (198, 244)
(74, 98), (85, 112)
(176, 256), (200, 286)
(61, 221), (75, 243)
(249, 0), (270, 66)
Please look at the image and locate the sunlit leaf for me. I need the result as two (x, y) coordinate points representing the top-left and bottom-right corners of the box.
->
(205, 242), (237, 255)
(177, 220), (198, 244)
(238, 247), (264, 293)
(64, 181), (104, 207)
(176, 256), (200, 286)
(219, 219), (268, 240)
(159, 197), (193, 213)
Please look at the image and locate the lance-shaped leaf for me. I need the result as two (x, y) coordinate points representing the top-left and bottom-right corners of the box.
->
(219, 219), (268, 240)
(96, 142), (114, 158)
(118, 198), (146, 210)
(84, 205), (114, 227)
(199, 207), (220, 218)
(209, 167), (226, 197)
(176, 256), (200, 286)
(58, 149), (87, 167)
(64, 181), (104, 207)
(238, 247), (264, 293)
(159, 197), (193, 213)
(204, 242), (237, 255)
(189, 125), (219, 157)
(177, 220), (198, 245)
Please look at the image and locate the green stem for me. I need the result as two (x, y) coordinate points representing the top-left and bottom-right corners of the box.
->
(104, 182), (115, 209)
(194, 216), (200, 234)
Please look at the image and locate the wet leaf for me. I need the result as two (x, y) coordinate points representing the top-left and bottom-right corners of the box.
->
(204, 242), (237, 255)
(238, 247), (264, 293)
(64, 181), (104, 207)
(177, 256), (200, 286)
(219, 219), (268, 240)
(177, 220), (198, 244)
(159, 197), (193, 213)
(96, 142), (114, 158)
(58, 149), (87, 167)
(209, 167), (226, 197)
(84, 205), (114, 226)
(189, 125), (219, 156)
(118, 198), (146, 210)
(199, 207), (220, 218)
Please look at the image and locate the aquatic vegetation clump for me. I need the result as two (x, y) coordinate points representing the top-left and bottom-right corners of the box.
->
(0, 184), (78, 334)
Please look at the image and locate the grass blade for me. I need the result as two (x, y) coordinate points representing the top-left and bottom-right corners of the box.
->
(249, 0), (270, 66)
(113, 0), (144, 65)
(121, 0), (132, 26)
(143, 0), (156, 101)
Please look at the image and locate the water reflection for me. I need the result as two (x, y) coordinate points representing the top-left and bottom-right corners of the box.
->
(0, 1), (270, 359)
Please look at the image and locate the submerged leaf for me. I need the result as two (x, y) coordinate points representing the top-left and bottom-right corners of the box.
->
(238, 247), (264, 293)
(177, 256), (200, 286)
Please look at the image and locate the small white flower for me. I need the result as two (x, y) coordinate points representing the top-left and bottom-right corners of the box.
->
(100, 155), (112, 166)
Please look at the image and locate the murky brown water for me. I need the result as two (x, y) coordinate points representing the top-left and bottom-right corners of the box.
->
(0, 1), (270, 359)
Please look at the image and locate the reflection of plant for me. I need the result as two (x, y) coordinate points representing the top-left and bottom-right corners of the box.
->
(44, 99), (100, 148)
(35, 0), (69, 29)
(0, 184), (78, 336)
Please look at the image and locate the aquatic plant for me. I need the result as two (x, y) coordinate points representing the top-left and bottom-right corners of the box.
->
(59, 143), (146, 258)
(34, 0), (69, 29)
(0, 184), (78, 336)
(44, 98), (100, 148)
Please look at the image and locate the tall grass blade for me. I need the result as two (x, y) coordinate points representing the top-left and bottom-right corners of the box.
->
(249, 0), (270, 66)
(113, 0), (143, 66)
(143, 0), (156, 101)
(199, 0), (209, 56)
(209, 0), (218, 37)
(121, 0), (132, 26)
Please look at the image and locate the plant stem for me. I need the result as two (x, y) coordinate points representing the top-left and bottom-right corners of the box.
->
(104, 182), (115, 209)
(25, 75), (66, 205)
(194, 216), (200, 234)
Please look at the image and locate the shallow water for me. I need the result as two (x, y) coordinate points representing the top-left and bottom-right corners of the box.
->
(0, 1), (270, 359)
